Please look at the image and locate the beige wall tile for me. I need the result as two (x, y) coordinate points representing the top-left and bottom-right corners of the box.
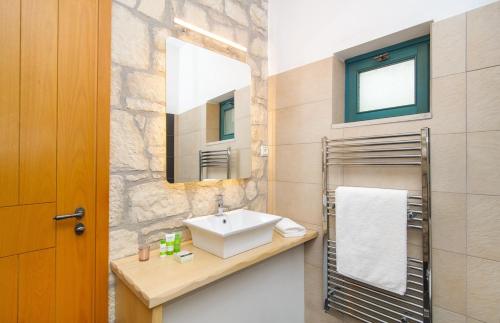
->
(275, 143), (322, 184)
(466, 318), (484, 323)
(178, 106), (202, 134)
(342, 119), (429, 138)
(432, 192), (467, 254)
(467, 131), (500, 195)
(274, 99), (333, 145)
(299, 222), (324, 269)
(467, 256), (500, 322)
(268, 145), (276, 182)
(430, 73), (466, 134)
(433, 306), (467, 323)
(408, 243), (423, 260)
(305, 263), (344, 323)
(267, 180), (276, 213)
(343, 166), (422, 191)
(274, 58), (332, 110)
(467, 194), (500, 261)
(273, 181), (323, 226)
(467, 1), (500, 71)
(467, 66), (500, 132)
(433, 248), (467, 314)
(431, 13), (466, 78)
(332, 55), (345, 124)
(431, 133), (467, 193)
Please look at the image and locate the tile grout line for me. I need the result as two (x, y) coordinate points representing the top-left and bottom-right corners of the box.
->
(464, 11), (469, 320)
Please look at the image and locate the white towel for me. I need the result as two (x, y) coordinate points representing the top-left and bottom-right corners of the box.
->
(335, 186), (408, 295)
(275, 218), (306, 238)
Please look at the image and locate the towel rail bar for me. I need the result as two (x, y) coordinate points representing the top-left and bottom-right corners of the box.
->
(328, 275), (423, 305)
(322, 128), (432, 322)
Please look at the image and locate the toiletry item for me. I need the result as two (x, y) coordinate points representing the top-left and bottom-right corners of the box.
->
(165, 233), (175, 255)
(174, 231), (182, 253)
(138, 244), (150, 262)
(159, 239), (167, 258)
(174, 250), (193, 264)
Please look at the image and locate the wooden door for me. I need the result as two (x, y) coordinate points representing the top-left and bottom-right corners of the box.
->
(0, 0), (110, 322)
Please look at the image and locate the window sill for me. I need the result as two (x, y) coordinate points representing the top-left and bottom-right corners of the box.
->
(331, 112), (432, 129)
(205, 138), (236, 146)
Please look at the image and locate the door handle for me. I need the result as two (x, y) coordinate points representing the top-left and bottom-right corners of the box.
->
(53, 207), (85, 221)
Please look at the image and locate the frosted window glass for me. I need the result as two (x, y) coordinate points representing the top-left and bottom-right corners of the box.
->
(223, 108), (234, 135)
(359, 59), (415, 112)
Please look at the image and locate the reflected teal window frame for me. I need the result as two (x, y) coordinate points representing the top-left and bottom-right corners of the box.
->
(345, 35), (430, 123)
(219, 97), (235, 140)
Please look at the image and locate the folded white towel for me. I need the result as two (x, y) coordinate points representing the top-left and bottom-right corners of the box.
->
(275, 218), (306, 238)
(336, 186), (408, 295)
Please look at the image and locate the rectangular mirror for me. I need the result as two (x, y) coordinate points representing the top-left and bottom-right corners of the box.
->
(166, 37), (251, 183)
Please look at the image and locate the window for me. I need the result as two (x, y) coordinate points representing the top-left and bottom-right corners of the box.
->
(219, 97), (235, 140)
(345, 36), (429, 123)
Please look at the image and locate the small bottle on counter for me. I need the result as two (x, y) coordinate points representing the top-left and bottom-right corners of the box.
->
(165, 233), (175, 255)
(159, 239), (167, 258)
(138, 244), (150, 261)
(174, 231), (182, 253)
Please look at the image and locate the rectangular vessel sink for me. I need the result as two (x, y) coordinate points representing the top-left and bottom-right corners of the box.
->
(183, 209), (282, 258)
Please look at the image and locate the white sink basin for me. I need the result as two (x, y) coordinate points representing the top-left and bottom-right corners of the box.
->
(183, 209), (282, 258)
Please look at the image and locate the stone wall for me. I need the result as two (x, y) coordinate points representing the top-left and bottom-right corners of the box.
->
(109, 0), (268, 320)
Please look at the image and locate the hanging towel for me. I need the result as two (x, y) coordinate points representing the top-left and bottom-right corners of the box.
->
(274, 218), (306, 238)
(335, 186), (408, 295)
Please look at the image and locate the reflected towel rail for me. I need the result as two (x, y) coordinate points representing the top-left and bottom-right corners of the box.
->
(199, 147), (231, 180)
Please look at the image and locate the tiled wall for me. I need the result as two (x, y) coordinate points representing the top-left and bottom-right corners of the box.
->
(268, 1), (500, 322)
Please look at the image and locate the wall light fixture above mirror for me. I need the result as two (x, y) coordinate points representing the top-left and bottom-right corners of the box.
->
(166, 37), (252, 184)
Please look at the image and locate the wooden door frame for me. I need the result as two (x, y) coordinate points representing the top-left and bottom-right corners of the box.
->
(96, 0), (111, 321)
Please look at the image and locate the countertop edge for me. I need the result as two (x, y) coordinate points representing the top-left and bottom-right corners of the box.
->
(111, 230), (318, 309)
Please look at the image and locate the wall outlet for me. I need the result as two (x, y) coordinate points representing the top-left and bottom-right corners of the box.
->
(260, 144), (269, 157)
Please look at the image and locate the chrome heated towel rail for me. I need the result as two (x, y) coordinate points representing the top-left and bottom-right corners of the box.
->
(322, 128), (431, 323)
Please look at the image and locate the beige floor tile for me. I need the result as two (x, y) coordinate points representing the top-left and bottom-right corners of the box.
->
(274, 58), (332, 110)
(467, 66), (500, 132)
(433, 306), (466, 323)
(432, 192), (467, 254)
(275, 143), (322, 184)
(467, 194), (500, 261)
(274, 99), (333, 145)
(273, 181), (323, 226)
(430, 73), (466, 134)
(467, 256), (500, 322)
(467, 131), (500, 195)
(467, 1), (500, 71)
(433, 248), (467, 314)
(466, 318), (484, 323)
(431, 13), (466, 78)
(431, 133), (466, 193)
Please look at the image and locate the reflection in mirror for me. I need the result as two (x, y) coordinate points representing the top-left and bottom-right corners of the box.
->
(166, 37), (251, 183)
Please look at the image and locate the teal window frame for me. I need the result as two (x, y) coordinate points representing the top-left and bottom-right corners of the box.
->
(219, 98), (235, 140)
(344, 35), (430, 123)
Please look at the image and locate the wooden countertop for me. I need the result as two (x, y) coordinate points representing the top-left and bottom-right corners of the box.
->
(111, 230), (318, 308)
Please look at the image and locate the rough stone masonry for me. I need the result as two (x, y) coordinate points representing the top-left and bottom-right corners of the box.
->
(109, 0), (268, 320)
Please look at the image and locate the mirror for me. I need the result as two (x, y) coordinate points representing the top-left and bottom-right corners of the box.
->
(166, 37), (252, 183)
